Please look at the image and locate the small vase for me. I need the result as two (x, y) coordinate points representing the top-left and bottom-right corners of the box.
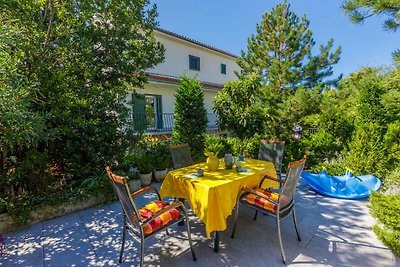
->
(206, 155), (219, 171)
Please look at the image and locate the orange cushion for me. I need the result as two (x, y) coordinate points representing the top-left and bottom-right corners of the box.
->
(138, 201), (181, 235)
(245, 188), (280, 212)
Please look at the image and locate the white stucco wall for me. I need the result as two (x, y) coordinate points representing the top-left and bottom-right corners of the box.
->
(128, 29), (241, 132)
(147, 30), (241, 85)
(131, 82), (218, 114)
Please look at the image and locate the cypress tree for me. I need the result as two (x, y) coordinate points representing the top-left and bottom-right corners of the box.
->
(172, 76), (208, 160)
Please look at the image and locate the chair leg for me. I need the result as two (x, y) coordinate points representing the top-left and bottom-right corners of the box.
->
(119, 219), (127, 263)
(253, 210), (258, 220)
(276, 216), (286, 264)
(231, 203), (240, 239)
(178, 198), (185, 226)
(182, 208), (197, 261)
(139, 236), (145, 267)
(292, 209), (301, 241)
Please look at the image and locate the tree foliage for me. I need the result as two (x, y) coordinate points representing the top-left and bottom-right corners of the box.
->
(213, 73), (268, 144)
(172, 76), (207, 160)
(0, 0), (164, 197)
(237, 2), (342, 91)
(342, 0), (400, 31)
(342, 0), (400, 63)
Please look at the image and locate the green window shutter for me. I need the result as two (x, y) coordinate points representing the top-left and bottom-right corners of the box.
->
(156, 95), (163, 129)
(132, 93), (146, 131)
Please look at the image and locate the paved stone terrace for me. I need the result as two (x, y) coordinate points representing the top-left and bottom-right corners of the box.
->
(1, 180), (399, 266)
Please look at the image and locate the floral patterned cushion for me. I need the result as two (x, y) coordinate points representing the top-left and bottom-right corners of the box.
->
(138, 201), (181, 235)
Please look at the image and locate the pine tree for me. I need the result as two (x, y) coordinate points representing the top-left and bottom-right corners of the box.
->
(342, 0), (400, 32)
(238, 2), (342, 91)
(342, 0), (400, 64)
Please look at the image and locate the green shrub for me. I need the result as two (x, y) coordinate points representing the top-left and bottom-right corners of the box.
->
(172, 76), (208, 160)
(381, 168), (400, 191)
(0, 0), (163, 222)
(370, 192), (400, 255)
(301, 131), (339, 166)
(3, 192), (32, 223)
(223, 136), (259, 158)
(346, 122), (386, 176)
(78, 174), (115, 200)
(383, 122), (400, 169)
(308, 161), (348, 175)
(6, 150), (54, 194)
(277, 132), (307, 168)
(213, 74), (267, 142)
(147, 140), (172, 170)
(122, 150), (154, 174)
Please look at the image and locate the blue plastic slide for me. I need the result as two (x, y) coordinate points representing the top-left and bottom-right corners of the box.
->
(301, 170), (381, 199)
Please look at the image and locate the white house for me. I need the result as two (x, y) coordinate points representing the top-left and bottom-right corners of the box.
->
(129, 28), (241, 135)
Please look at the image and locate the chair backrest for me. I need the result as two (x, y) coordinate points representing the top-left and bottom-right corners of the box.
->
(105, 166), (141, 229)
(169, 143), (193, 169)
(258, 140), (285, 172)
(278, 155), (307, 209)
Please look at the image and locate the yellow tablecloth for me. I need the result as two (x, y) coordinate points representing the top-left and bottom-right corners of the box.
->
(159, 158), (277, 237)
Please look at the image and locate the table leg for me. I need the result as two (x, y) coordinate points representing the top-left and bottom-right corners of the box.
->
(213, 231), (220, 253)
(178, 198), (185, 226)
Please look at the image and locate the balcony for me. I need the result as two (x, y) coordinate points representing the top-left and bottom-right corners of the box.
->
(131, 113), (219, 133)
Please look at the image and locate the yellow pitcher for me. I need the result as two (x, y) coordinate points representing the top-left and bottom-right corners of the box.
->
(205, 153), (219, 171)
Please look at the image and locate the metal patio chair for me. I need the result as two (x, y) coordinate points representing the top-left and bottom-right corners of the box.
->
(231, 155), (307, 264)
(258, 140), (285, 179)
(105, 166), (197, 266)
(169, 143), (193, 169)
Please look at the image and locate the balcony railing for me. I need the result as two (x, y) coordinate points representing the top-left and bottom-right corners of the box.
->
(132, 113), (219, 133)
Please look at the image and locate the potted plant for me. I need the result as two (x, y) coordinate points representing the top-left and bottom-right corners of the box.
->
(127, 166), (142, 192)
(204, 141), (224, 171)
(113, 168), (141, 192)
(153, 153), (170, 182)
(151, 141), (172, 182)
(135, 152), (154, 186)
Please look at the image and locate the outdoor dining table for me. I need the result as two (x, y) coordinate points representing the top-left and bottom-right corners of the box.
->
(159, 158), (278, 252)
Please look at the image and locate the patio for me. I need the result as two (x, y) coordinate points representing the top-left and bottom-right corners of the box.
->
(2, 179), (398, 267)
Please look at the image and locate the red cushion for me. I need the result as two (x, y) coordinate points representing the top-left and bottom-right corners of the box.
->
(138, 201), (180, 235)
(244, 188), (280, 212)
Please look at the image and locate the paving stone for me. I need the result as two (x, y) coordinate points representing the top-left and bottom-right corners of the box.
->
(2, 186), (398, 267)
(42, 225), (96, 267)
(1, 223), (44, 267)
(42, 212), (81, 232)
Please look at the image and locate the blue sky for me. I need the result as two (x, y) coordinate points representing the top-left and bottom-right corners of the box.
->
(150, 0), (400, 78)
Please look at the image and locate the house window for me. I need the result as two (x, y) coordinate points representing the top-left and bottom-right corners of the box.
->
(132, 93), (163, 131)
(221, 63), (226, 74)
(145, 95), (157, 129)
(189, 55), (200, 71)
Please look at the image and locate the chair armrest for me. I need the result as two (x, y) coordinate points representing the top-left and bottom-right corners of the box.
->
(241, 187), (277, 205)
(131, 186), (161, 200)
(141, 201), (184, 225)
(259, 174), (285, 187)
